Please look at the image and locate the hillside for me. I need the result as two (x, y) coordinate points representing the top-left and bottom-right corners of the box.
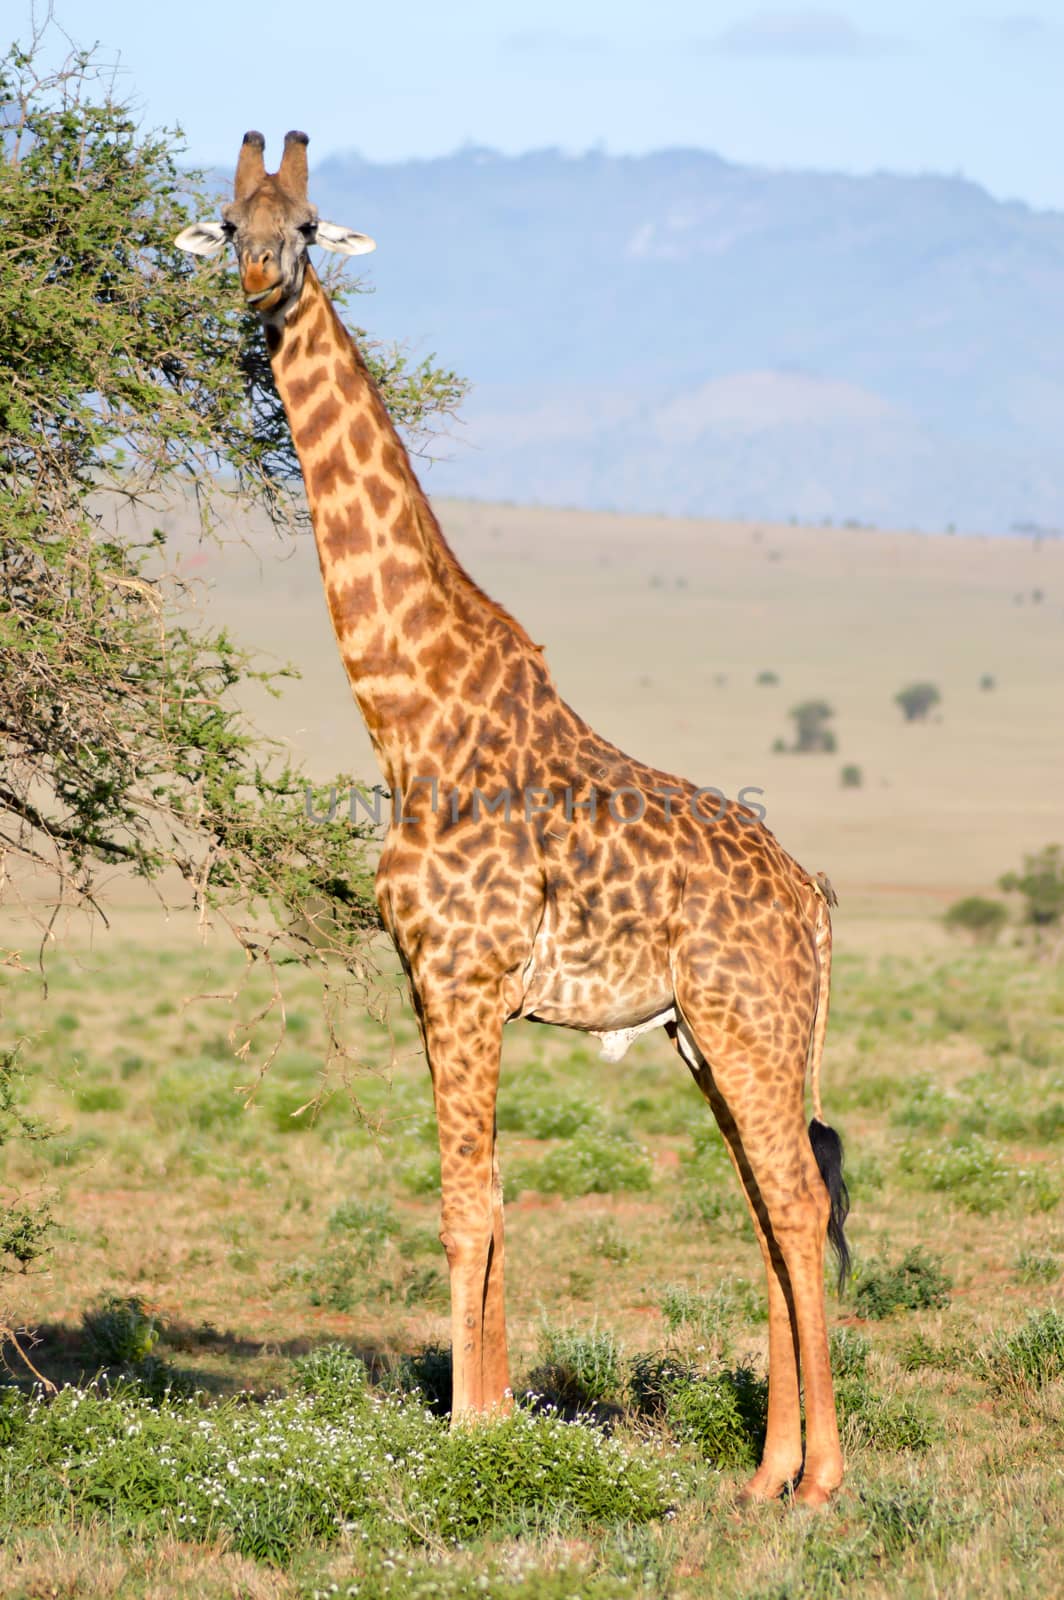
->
(309, 146), (1064, 532)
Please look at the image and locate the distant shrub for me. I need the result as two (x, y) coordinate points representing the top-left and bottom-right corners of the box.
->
(853, 1247), (952, 1319)
(980, 673), (996, 691)
(840, 763), (863, 789)
(756, 670), (779, 686)
(785, 699), (837, 753)
(894, 682), (941, 722)
(943, 895), (1008, 945)
(1000, 844), (1064, 930)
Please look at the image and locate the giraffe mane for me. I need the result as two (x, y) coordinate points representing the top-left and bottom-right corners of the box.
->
(322, 286), (545, 658)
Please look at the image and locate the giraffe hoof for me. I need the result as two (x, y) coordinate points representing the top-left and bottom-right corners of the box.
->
(794, 1478), (840, 1510)
(738, 1466), (801, 1504)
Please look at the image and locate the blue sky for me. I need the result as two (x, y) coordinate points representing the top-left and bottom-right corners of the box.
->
(39, 2), (1064, 209)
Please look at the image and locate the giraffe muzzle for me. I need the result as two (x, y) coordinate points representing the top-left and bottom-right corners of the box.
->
(245, 283), (284, 309)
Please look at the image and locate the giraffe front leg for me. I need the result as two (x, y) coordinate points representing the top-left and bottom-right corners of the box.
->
(421, 988), (509, 1421)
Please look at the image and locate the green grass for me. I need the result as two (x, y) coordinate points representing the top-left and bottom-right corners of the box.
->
(507, 1127), (653, 1198)
(973, 1307), (1064, 1395)
(852, 1247), (953, 1319)
(1, 936), (1063, 1597)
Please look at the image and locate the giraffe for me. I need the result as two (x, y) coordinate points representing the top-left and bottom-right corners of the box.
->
(176, 130), (851, 1506)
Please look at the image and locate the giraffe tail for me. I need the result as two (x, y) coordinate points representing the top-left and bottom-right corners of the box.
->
(806, 874), (851, 1290)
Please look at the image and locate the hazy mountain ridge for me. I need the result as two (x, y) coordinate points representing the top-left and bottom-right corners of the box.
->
(310, 146), (1064, 532)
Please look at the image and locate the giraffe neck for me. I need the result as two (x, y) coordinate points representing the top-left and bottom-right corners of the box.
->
(266, 266), (541, 793)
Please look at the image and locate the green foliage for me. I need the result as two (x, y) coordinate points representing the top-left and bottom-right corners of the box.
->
(773, 1479), (970, 1598)
(943, 895), (1008, 945)
(507, 1128), (653, 1199)
(829, 1326), (871, 1379)
(73, 1082), (127, 1114)
(292, 1342), (369, 1408)
(836, 1378), (940, 1453)
(1000, 844), (1064, 930)
(853, 1247), (952, 1319)
(659, 1277), (765, 1341)
(0, 1382), (671, 1565)
(628, 1356), (767, 1468)
(326, 1197), (400, 1245)
(527, 1323), (625, 1412)
(974, 1308), (1064, 1394)
(0, 1050), (53, 1275)
(81, 1294), (160, 1365)
(0, 30), (461, 968)
(496, 1079), (597, 1139)
(389, 1342), (454, 1415)
(902, 1136), (1061, 1214)
(840, 763), (863, 789)
(894, 682), (941, 722)
(756, 670), (779, 686)
(1015, 1250), (1060, 1284)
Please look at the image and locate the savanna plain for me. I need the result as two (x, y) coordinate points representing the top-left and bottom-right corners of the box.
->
(1, 501), (1062, 1599)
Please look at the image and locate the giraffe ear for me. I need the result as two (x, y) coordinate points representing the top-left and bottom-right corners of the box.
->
(315, 219), (376, 256)
(174, 220), (228, 257)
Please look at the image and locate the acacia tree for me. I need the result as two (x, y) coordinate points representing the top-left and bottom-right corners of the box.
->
(0, 33), (464, 974)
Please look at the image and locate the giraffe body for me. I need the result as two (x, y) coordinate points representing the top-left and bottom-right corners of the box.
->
(176, 132), (849, 1505)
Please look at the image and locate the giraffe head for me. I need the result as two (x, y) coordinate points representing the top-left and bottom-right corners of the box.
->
(175, 130), (375, 317)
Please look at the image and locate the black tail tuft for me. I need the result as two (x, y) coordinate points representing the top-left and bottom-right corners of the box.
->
(809, 1118), (851, 1292)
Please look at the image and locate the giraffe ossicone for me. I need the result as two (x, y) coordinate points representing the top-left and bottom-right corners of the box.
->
(176, 131), (852, 1506)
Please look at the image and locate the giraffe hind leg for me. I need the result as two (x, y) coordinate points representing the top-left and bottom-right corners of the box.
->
(671, 1018), (804, 1497)
(671, 1010), (844, 1505)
